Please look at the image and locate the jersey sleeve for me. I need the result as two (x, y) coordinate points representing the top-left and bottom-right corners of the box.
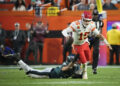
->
(69, 22), (76, 32)
(62, 22), (76, 37)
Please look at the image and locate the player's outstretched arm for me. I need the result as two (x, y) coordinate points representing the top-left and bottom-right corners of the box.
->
(61, 54), (79, 71)
(61, 62), (74, 71)
(92, 27), (112, 50)
(97, 34), (112, 50)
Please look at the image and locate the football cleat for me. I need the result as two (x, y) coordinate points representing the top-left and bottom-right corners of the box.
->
(93, 68), (97, 74)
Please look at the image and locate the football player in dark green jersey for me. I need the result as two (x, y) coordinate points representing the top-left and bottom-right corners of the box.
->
(17, 54), (82, 78)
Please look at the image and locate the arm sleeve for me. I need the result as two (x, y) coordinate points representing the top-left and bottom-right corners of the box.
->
(62, 22), (75, 37)
(62, 27), (72, 37)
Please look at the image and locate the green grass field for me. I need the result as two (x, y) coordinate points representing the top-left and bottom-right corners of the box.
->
(0, 66), (120, 86)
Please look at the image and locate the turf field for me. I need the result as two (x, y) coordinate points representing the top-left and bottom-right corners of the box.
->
(0, 65), (120, 86)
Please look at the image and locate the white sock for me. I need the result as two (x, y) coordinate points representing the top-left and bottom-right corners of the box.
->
(33, 68), (53, 73)
(18, 60), (32, 72)
(83, 63), (87, 73)
(82, 63), (88, 79)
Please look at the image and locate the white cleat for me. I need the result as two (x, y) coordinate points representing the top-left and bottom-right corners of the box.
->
(82, 72), (88, 79)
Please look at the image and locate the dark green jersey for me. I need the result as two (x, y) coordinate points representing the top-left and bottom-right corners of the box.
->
(49, 61), (80, 78)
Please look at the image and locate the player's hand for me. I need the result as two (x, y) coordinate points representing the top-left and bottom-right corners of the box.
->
(107, 44), (112, 50)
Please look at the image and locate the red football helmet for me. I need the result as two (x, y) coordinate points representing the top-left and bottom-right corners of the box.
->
(82, 11), (92, 27)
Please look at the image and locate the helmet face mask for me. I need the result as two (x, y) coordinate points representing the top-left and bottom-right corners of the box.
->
(82, 11), (92, 27)
(82, 18), (92, 26)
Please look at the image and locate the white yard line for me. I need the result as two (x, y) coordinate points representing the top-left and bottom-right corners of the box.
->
(0, 81), (119, 85)
(0, 65), (120, 69)
(24, 81), (119, 85)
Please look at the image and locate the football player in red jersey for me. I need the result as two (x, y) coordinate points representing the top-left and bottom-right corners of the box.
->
(62, 11), (112, 79)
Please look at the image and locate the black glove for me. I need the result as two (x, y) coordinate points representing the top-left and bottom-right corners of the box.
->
(72, 54), (79, 63)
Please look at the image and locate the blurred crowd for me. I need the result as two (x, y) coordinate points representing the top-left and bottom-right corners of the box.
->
(0, 21), (49, 65)
(0, 0), (120, 15)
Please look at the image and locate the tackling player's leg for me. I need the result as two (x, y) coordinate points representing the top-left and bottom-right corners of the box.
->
(18, 60), (33, 72)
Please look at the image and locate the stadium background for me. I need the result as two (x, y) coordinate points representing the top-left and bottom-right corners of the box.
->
(0, 0), (120, 65)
